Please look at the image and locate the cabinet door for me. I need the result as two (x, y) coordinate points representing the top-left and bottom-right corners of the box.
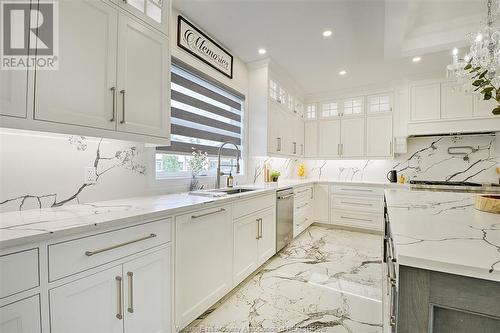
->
(34, 0), (118, 130)
(313, 184), (329, 223)
(410, 83), (440, 121)
(49, 265), (123, 333)
(474, 95), (497, 117)
(304, 121), (318, 157)
(366, 115), (393, 157)
(441, 82), (473, 119)
(123, 246), (171, 333)
(116, 14), (170, 138)
(0, 71), (27, 118)
(257, 208), (276, 265)
(0, 295), (41, 333)
(175, 207), (232, 329)
(295, 118), (305, 156)
(318, 120), (341, 158)
(233, 216), (259, 285)
(267, 104), (281, 154)
(341, 118), (365, 157)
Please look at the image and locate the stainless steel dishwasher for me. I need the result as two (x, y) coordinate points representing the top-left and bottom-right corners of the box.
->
(276, 188), (294, 252)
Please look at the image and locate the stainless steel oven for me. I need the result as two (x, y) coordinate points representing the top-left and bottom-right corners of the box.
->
(276, 188), (294, 252)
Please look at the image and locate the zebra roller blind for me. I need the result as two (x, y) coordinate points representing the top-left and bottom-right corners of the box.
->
(157, 62), (244, 157)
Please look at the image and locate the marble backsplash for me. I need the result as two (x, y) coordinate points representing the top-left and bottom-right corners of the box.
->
(0, 129), (498, 213)
(249, 134), (499, 184)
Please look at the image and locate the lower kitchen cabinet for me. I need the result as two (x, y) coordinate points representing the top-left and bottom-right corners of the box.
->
(397, 266), (500, 333)
(313, 184), (329, 224)
(233, 208), (276, 285)
(0, 295), (41, 333)
(175, 206), (232, 329)
(49, 246), (172, 333)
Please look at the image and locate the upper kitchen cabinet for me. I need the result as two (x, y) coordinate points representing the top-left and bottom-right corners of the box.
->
(3, 0), (171, 145)
(320, 101), (341, 119)
(0, 70), (27, 119)
(111, 0), (169, 35)
(116, 14), (170, 137)
(410, 82), (441, 121)
(342, 97), (364, 117)
(317, 120), (341, 158)
(304, 121), (318, 158)
(341, 117), (365, 157)
(408, 79), (500, 135)
(366, 115), (393, 157)
(440, 82), (473, 119)
(248, 60), (305, 158)
(367, 94), (392, 114)
(34, 0), (118, 131)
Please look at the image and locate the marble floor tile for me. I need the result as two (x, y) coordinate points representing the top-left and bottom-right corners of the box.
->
(184, 226), (383, 333)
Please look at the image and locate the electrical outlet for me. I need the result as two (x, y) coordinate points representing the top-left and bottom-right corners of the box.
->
(84, 167), (97, 184)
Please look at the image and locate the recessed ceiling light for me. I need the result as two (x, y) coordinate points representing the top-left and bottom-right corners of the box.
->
(258, 48), (267, 55)
(339, 70), (347, 75)
(412, 56), (422, 63)
(322, 30), (333, 37)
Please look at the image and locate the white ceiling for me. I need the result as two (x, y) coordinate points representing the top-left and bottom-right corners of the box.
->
(172, 0), (486, 96)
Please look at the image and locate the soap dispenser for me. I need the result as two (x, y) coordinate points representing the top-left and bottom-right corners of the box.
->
(227, 172), (234, 188)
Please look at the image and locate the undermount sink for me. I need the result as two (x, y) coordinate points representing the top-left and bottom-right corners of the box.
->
(189, 187), (258, 197)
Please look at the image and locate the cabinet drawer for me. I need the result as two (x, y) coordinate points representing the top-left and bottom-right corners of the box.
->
(232, 193), (275, 220)
(48, 218), (171, 281)
(0, 249), (39, 299)
(331, 185), (384, 196)
(294, 186), (313, 200)
(331, 195), (383, 213)
(331, 210), (383, 231)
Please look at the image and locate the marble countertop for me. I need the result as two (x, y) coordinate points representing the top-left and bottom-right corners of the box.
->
(0, 179), (405, 249)
(385, 188), (500, 282)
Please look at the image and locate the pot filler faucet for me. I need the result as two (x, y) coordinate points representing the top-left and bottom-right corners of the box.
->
(215, 141), (241, 189)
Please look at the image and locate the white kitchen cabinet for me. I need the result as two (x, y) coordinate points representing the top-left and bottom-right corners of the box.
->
(0, 71), (27, 118)
(366, 115), (393, 157)
(367, 94), (392, 114)
(0, 295), (41, 333)
(291, 116), (304, 156)
(123, 247), (171, 333)
(34, 0), (118, 130)
(440, 82), (473, 119)
(474, 95), (497, 117)
(410, 83), (440, 121)
(256, 208), (276, 264)
(175, 206), (232, 329)
(112, 0), (169, 35)
(233, 215), (260, 284)
(341, 117), (365, 157)
(304, 121), (318, 157)
(318, 120), (341, 158)
(313, 184), (329, 224)
(233, 207), (276, 285)
(50, 265), (123, 333)
(116, 14), (170, 138)
(342, 97), (364, 116)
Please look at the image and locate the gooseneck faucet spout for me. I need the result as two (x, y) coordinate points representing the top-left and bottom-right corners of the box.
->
(216, 142), (241, 189)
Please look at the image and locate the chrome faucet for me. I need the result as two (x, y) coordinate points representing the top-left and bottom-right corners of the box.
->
(216, 142), (241, 189)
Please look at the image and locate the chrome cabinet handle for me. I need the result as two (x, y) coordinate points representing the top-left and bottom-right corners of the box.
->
(277, 137), (282, 152)
(293, 142), (297, 154)
(191, 208), (225, 219)
(390, 140), (393, 155)
(120, 89), (126, 124)
(296, 188), (311, 195)
(300, 143), (304, 155)
(255, 218), (260, 239)
(116, 276), (123, 319)
(340, 216), (373, 222)
(340, 201), (373, 206)
(337, 143), (341, 155)
(296, 202), (309, 209)
(390, 316), (396, 326)
(127, 272), (134, 313)
(340, 188), (373, 192)
(85, 234), (157, 256)
(110, 87), (116, 122)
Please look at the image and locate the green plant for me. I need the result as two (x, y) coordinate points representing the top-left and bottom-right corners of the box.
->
(188, 149), (209, 177)
(271, 171), (281, 178)
(464, 62), (500, 115)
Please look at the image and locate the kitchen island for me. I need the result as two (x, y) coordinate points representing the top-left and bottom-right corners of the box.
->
(384, 188), (500, 332)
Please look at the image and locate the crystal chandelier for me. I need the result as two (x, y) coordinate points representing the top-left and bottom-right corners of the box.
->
(447, 0), (500, 91)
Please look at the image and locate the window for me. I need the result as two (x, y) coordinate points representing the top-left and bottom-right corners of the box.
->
(368, 95), (391, 113)
(306, 104), (316, 119)
(321, 102), (339, 117)
(343, 98), (363, 115)
(156, 62), (244, 179)
(269, 80), (278, 101)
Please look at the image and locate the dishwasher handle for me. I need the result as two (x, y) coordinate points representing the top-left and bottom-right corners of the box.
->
(277, 193), (295, 200)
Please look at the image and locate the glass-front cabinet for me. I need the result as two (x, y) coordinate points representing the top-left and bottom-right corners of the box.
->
(367, 94), (392, 114)
(320, 101), (340, 118)
(113, 0), (169, 35)
(342, 97), (364, 116)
